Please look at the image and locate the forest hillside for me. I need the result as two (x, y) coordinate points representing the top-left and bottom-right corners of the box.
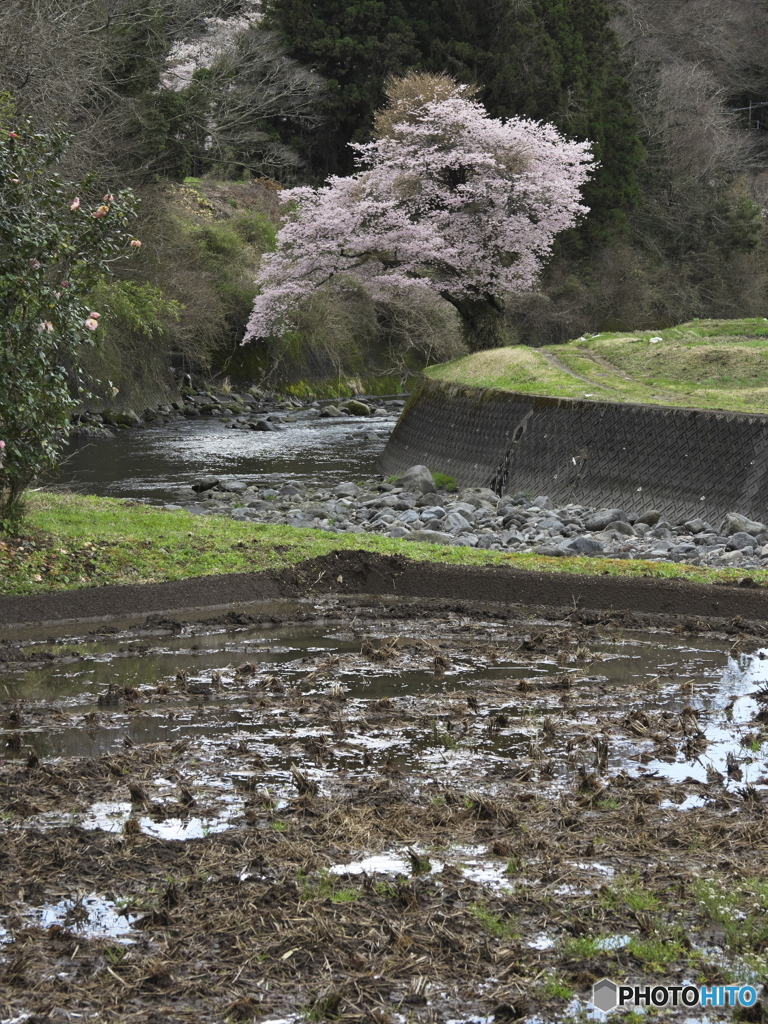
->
(2, 0), (768, 401)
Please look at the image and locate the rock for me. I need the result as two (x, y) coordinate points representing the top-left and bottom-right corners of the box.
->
(532, 495), (553, 510)
(335, 482), (361, 498)
(398, 509), (421, 526)
(191, 475), (220, 493)
(726, 532), (757, 551)
(584, 509), (628, 531)
(218, 480), (247, 493)
(342, 400), (371, 416)
(101, 407), (142, 427)
(720, 549), (745, 563)
(683, 518), (707, 534)
(636, 509), (663, 526)
(536, 516), (565, 532)
(404, 529), (455, 545)
(560, 536), (605, 555)
(723, 512), (767, 537)
(250, 419), (277, 431)
(446, 502), (477, 519)
(606, 520), (635, 536)
(320, 405), (342, 418)
(443, 511), (473, 535)
(533, 544), (566, 557)
(388, 526), (411, 538)
(395, 465), (437, 494)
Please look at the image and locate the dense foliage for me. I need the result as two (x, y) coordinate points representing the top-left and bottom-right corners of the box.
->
(0, 121), (138, 523)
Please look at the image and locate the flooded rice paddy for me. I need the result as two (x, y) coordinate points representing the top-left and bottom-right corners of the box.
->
(2, 598), (768, 1022)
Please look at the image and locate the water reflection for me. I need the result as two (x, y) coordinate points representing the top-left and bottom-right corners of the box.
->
(51, 414), (396, 502)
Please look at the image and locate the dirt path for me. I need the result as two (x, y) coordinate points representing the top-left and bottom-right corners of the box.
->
(0, 551), (765, 631)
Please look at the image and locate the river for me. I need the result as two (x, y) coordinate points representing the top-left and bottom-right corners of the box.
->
(50, 411), (398, 503)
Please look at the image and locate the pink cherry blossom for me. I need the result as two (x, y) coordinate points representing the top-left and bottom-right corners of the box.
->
(70, 197), (80, 211)
(244, 91), (594, 344)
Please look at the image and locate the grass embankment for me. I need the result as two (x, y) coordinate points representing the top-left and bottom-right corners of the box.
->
(1, 492), (766, 596)
(427, 318), (768, 414)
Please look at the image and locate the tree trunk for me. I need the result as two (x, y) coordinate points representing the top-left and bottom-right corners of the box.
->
(443, 294), (512, 352)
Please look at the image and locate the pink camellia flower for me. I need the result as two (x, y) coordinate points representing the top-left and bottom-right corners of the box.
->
(54, 291), (61, 299)
(29, 259), (41, 269)
(130, 239), (142, 248)
(85, 318), (99, 331)
(92, 205), (110, 219)
(37, 321), (54, 333)
(0, 440), (5, 449)
(70, 197), (80, 211)
(8, 132), (18, 139)
(89, 311), (101, 319)
(103, 193), (115, 203)
(60, 280), (69, 288)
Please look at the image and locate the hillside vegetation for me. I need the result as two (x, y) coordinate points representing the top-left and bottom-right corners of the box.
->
(427, 319), (768, 415)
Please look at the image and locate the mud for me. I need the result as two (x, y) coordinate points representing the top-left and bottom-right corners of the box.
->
(3, 584), (768, 1022)
(3, 550), (768, 630)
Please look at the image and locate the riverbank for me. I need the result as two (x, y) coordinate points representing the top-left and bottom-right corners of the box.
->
(2, 492), (768, 624)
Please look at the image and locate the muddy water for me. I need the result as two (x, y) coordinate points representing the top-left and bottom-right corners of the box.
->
(51, 413), (397, 502)
(3, 608), (766, 795)
(4, 603), (768, 1023)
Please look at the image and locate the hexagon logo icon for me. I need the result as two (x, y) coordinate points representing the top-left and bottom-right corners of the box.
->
(592, 978), (619, 1012)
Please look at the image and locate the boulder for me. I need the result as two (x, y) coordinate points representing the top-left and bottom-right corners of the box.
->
(584, 508), (628, 531)
(191, 475), (220, 493)
(342, 400), (372, 416)
(335, 482), (361, 498)
(395, 465), (436, 494)
(560, 536), (605, 555)
(723, 512), (767, 537)
(635, 509), (662, 526)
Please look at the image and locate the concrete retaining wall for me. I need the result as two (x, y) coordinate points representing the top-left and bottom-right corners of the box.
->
(378, 377), (768, 522)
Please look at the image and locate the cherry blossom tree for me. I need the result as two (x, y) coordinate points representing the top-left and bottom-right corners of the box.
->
(244, 74), (595, 352)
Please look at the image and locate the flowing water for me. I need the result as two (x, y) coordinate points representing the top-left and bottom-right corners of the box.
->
(51, 413), (398, 503)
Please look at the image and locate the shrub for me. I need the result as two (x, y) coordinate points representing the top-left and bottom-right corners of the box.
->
(0, 121), (138, 525)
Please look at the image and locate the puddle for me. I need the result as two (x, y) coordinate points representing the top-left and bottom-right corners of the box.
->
(30, 894), (138, 941)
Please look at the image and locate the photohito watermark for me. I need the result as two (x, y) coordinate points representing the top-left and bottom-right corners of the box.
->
(591, 978), (759, 1013)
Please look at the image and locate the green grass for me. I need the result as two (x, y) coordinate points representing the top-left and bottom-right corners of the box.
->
(540, 973), (574, 1000)
(2, 490), (768, 596)
(628, 936), (686, 972)
(470, 902), (518, 940)
(427, 318), (768, 415)
(693, 877), (768, 952)
(599, 873), (660, 913)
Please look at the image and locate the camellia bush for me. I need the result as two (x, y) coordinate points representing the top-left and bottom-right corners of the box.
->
(0, 119), (139, 526)
(244, 74), (595, 354)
